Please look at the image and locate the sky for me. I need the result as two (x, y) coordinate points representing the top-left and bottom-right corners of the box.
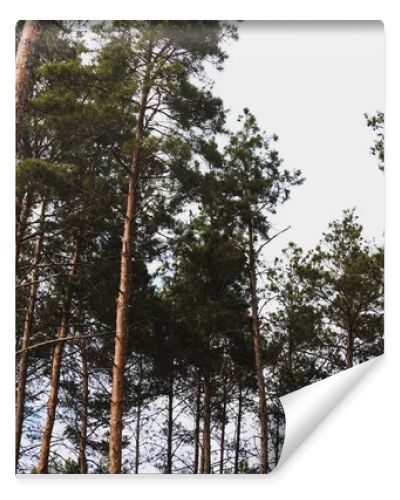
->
(209, 21), (384, 261)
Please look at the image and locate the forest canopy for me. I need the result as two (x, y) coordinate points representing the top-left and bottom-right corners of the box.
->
(15, 20), (384, 474)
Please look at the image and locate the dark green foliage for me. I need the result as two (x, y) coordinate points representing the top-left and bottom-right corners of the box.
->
(15, 21), (383, 475)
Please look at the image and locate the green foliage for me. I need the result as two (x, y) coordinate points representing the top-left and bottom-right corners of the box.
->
(15, 21), (383, 475)
(365, 111), (384, 171)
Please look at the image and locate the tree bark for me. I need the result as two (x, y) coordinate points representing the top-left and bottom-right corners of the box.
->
(16, 189), (33, 269)
(36, 240), (80, 473)
(193, 382), (201, 474)
(248, 220), (269, 474)
(219, 383), (227, 474)
(79, 341), (89, 474)
(108, 52), (152, 475)
(16, 21), (43, 153)
(15, 199), (45, 471)
(202, 373), (211, 474)
(234, 383), (243, 474)
(166, 372), (174, 473)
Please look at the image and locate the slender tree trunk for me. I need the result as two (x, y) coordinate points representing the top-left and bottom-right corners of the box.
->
(79, 341), (89, 474)
(134, 402), (141, 474)
(193, 382), (201, 473)
(346, 327), (354, 368)
(219, 383), (227, 474)
(15, 200), (45, 471)
(274, 403), (280, 467)
(134, 354), (143, 474)
(166, 372), (174, 474)
(36, 240), (80, 473)
(109, 53), (152, 475)
(16, 20), (43, 153)
(248, 221), (269, 474)
(234, 383), (243, 474)
(202, 373), (211, 474)
(16, 189), (33, 269)
(199, 429), (205, 474)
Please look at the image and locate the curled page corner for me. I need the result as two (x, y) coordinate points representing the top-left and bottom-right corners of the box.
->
(275, 355), (383, 471)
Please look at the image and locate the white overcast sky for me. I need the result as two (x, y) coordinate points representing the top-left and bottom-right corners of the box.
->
(210, 21), (384, 260)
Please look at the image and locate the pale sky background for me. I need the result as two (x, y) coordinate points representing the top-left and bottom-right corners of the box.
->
(210, 21), (384, 261)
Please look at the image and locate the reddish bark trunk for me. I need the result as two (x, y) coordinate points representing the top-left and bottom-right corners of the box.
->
(108, 55), (151, 475)
(15, 200), (45, 471)
(16, 21), (43, 153)
(248, 221), (269, 474)
(36, 241), (80, 473)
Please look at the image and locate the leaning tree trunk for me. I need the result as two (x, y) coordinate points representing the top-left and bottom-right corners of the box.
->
(108, 55), (152, 475)
(248, 220), (269, 474)
(234, 383), (243, 474)
(219, 383), (227, 474)
(202, 373), (212, 474)
(193, 381), (201, 473)
(16, 20), (43, 153)
(166, 372), (174, 473)
(79, 340), (89, 474)
(36, 240), (80, 474)
(15, 199), (45, 471)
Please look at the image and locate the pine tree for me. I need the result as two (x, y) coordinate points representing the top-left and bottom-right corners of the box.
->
(216, 110), (303, 472)
(307, 210), (384, 370)
(96, 21), (237, 473)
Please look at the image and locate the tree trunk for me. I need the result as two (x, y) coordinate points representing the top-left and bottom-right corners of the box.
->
(193, 382), (201, 474)
(134, 354), (143, 474)
(234, 383), (243, 474)
(79, 341), (89, 474)
(36, 240), (80, 473)
(199, 431), (205, 474)
(16, 20), (43, 153)
(15, 199), (45, 471)
(166, 372), (174, 473)
(274, 403), (281, 467)
(134, 401), (141, 474)
(346, 327), (354, 368)
(16, 189), (33, 269)
(108, 53), (152, 475)
(202, 373), (211, 474)
(219, 383), (227, 474)
(248, 221), (269, 474)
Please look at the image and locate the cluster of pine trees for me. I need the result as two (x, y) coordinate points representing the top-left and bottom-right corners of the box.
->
(15, 21), (384, 474)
